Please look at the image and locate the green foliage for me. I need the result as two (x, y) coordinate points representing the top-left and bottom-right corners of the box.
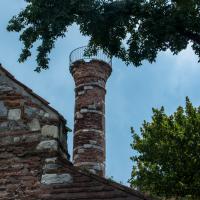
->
(7, 0), (200, 71)
(107, 176), (115, 182)
(129, 97), (200, 199)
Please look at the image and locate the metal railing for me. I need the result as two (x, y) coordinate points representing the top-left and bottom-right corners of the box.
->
(69, 46), (112, 66)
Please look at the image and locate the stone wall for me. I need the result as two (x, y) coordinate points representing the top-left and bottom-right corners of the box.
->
(0, 66), (69, 156)
(0, 65), (150, 200)
(70, 59), (112, 177)
(0, 128), (73, 199)
(0, 129), (143, 200)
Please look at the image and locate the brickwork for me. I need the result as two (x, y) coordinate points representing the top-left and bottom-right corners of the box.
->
(0, 64), (151, 200)
(0, 65), (69, 157)
(70, 59), (112, 176)
(0, 131), (149, 200)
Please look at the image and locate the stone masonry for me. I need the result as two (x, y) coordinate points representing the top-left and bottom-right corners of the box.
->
(70, 59), (112, 177)
(0, 64), (152, 200)
(0, 65), (69, 155)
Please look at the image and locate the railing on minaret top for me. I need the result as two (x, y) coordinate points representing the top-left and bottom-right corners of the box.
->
(69, 46), (112, 66)
(69, 46), (112, 177)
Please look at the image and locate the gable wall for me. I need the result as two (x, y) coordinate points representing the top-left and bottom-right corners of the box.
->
(0, 68), (68, 154)
(0, 67), (149, 200)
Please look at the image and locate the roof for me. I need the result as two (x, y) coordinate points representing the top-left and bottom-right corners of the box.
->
(0, 130), (152, 200)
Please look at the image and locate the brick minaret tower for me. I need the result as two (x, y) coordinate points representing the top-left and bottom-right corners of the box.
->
(70, 47), (112, 176)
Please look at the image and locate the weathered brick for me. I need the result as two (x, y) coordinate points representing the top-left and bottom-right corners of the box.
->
(70, 60), (112, 177)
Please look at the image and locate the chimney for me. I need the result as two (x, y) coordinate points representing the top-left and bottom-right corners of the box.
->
(70, 47), (112, 176)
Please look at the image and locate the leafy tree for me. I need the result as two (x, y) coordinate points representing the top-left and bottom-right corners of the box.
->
(7, 0), (200, 72)
(130, 97), (200, 199)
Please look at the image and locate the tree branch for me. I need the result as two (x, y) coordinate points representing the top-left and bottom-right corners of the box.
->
(181, 30), (200, 45)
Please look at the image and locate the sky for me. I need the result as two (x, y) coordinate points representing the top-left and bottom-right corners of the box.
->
(1, 0), (200, 185)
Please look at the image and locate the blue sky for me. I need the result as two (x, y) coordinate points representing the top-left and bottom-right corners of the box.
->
(1, 0), (200, 185)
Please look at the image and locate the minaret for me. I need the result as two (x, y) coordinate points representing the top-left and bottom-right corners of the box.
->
(70, 47), (112, 176)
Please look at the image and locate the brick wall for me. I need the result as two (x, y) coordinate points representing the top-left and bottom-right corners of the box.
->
(70, 59), (112, 177)
(0, 67), (69, 154)
(0, 65), (150, 200)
